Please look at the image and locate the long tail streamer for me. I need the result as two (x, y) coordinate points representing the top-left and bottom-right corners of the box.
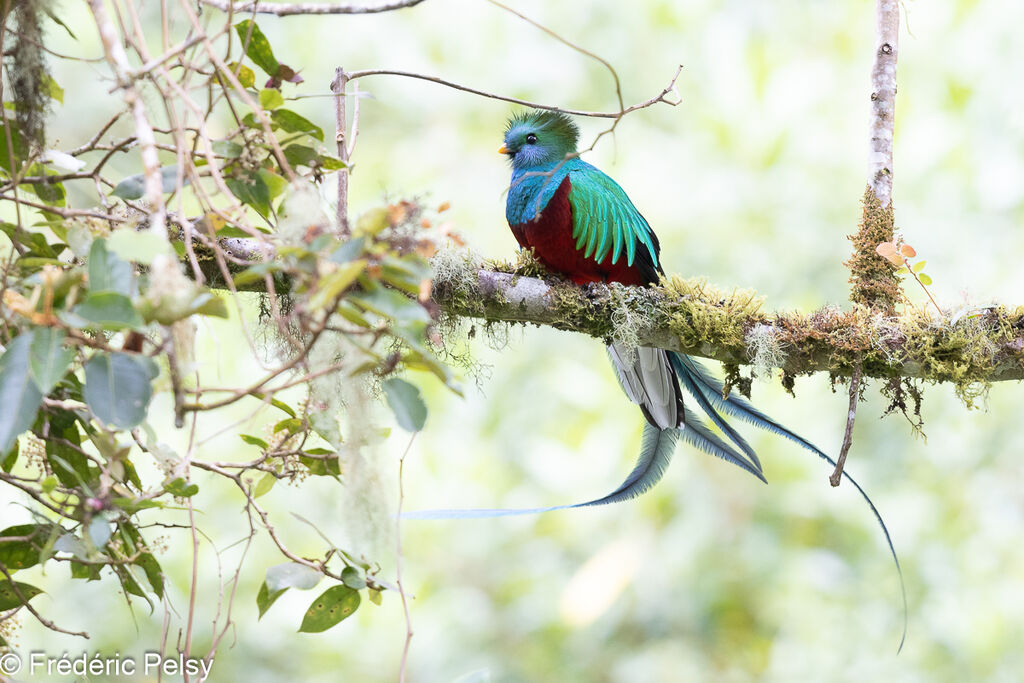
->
(405, 351), (906, 651)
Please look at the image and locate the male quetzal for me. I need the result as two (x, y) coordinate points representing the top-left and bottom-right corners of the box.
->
(410, 109), (903, 644)
(413, 110), (893, 542)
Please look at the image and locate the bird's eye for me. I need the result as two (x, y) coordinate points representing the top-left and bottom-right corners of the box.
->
(525, 133), (538, 144)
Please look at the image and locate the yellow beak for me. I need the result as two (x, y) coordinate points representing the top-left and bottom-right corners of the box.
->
(498, 144), (510, 154)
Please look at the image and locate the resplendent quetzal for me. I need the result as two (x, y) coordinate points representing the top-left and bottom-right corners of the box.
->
(409, 109), (904, 645)
(414, 111), (895, 541)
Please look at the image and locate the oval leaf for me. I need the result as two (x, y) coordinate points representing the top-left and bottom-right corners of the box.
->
(257, 582), (287, 619)
(0, 333), (44, 454)
(912, 259), (927, 273)
(234, 20), (279, 77)
(298, 585), (360, 633)
(918, 273), (933, 286)
(259, 88), (284, 110)
(382, 378), (427, 432)
(73, 292), (144, 330)
(83, 352), (158, 429)
(900, 243), (917, 257)
(88, 238), (134, 296)
(0, 580), (43, 610)
(28, 327), (73, 394)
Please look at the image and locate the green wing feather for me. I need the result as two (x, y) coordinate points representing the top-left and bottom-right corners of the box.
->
(567, 166), (658, 268)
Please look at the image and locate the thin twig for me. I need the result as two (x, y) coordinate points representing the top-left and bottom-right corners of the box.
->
(395, 432), (418, 683)
(346, 67), (682, 119)
(485, 0), (624, 113)
(89, 0), (169, 240)
(199, 0), (428, 15)
(830, 362), (863, 486)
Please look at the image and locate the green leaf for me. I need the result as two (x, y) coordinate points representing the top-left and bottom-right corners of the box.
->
(271, 109), (324, 141)
(273, 417), (304, 435)
(257, 582), (287, 619)
(88, 238), (134, 296)
(382, 378), (427, 432)
(299, 454), (340, 478)
(368, 588), (382, 606)
(329, 237), (366, 264)
(254, 472), (276, 498)
(340, 566), (366, 590)
(298, 585), (360, 633)
(240, 434), (269, 449)
(213, 140), (244, 158)
(349, 286), (432, 324)
(83, 352), (158, 429)
(43, 74), (64, 103)
(110, 165), (185, 200)
(0, 580), (44, 610)
(234, 20), (280, 77)
(188, 291), (229, 319)
(28, 328), (73, 395)
(0, 333), (44, 454)
(308, 260), (365, 310)
(107, 230), (170, 265)
(912, 260), (927, 273)
(0, 524), (46, 570)
(283, 144), (319, 168)
(225, 62), (255, 89)
(319, 155), (347, 171)
(46, 411), (92, 488)
(0, 125), (27, 173)
(162, 479), (196, 498)
(27, 174), (66, 206)
(73, 291), (144, 330)
(120, 523), (164, 598)
(165, 477), (199, 497)
(87, 518), (112, 548)
(1, 441), (18, 472)
(918, 273), (933, 286)
(259, 88), (285, 110)
(355, 207), (390, 236)
(226, 174), (271, 217)
(110, 174), (145, 201)
(259, 168), (289, 204)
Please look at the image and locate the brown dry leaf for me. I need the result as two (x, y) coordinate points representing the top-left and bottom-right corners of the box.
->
(3, 289), (57, 325)
(366, 263), (383, 279)
(415, 239), (437, 259)
(437, 201), (451, 213)
(420, 217), (432, 229)
(875, 241), (897, 257)
(387, 203), (407, 226)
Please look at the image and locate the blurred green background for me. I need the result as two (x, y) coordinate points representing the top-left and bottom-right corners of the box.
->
(7, 0), (1024, 680)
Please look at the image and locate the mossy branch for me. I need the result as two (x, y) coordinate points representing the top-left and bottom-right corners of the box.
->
(185, 234), (1024, 391)
(431, 254), (1024, 389)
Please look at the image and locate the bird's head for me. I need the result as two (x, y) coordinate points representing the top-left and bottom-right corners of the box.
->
(500, 110), (579, 169)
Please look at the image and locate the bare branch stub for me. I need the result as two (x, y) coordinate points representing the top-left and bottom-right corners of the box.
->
(830, 362), (863, 486)
(331, 67), (351, 237)
(868, 0), (900, 208)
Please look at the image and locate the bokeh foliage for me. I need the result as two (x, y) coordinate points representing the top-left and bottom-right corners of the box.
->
(2, 0), (1024, 682)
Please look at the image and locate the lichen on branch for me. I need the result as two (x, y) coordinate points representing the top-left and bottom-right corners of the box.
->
(429, 247), (1024, 401)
